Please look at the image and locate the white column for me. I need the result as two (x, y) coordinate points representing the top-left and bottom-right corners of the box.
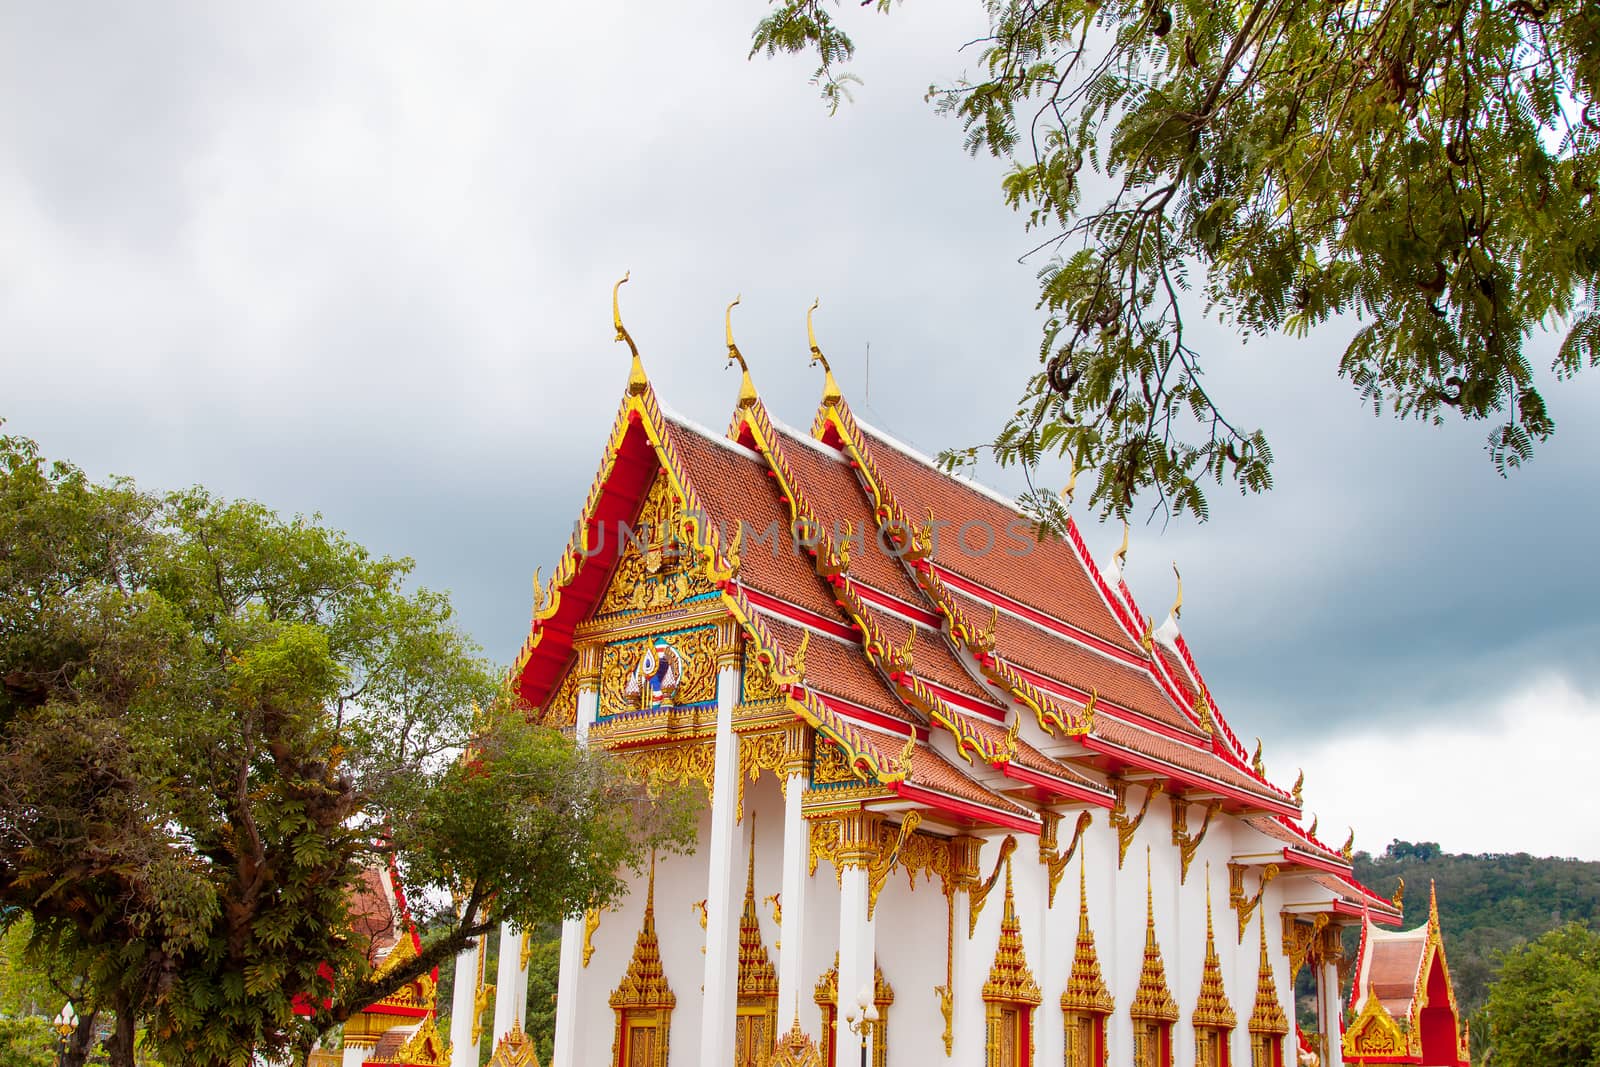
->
(836, 862), (873, 1065)
(1319, 957), (1346, 1067)
(949, 837), (985, 1066)
(698, 637), (743, 1064)
(448, 936), (482, 1067)
(551, 661), (601, 1067)
(776, 761), (809, 1026)
(493, 920), (529, 1043)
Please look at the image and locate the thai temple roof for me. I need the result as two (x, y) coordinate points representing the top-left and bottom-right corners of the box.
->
(1343, 883), (1471, 1065)
(513, 286), (1401, 922)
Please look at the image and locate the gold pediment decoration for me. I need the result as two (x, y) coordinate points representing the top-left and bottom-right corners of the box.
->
(1248, 913), (1289, 1036)
(1342, 991), (1407, 1058)
(738, 817), (780, 1001)
(981, 857), (1041, 1007)
(1061, 857), (1113, 1016)
(1192, 869), (1236, 1031)
(486, 1022), (542, 1067)
(1131, 850), (1179, 1023)
(768, 1013), (824, 1067)
(594, 468), (717, 618)
(367, 1013), (453, 1067)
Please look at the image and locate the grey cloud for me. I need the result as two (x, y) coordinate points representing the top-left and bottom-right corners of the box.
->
(2, 0), (1596, 755)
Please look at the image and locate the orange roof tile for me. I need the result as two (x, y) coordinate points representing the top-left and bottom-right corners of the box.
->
(760, 614), (914, 724)
(1091, 719), (1287, 806)
(770, 425), (930, 608)
(946, 588), (1199, 736)
(856, 423), (1143, 655)
(856, 725), (1035, 821)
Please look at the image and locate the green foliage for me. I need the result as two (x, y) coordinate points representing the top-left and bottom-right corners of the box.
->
(0, 427), (695, 1067)
(0, 1017), (55, 1067)
(1484, 922), (1600, 1065)
(753, 0), (1600, 521)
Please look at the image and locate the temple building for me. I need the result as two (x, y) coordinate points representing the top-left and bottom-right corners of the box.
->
(1342, 885), (1472, 1067)
(430, 285), (1469, 1067)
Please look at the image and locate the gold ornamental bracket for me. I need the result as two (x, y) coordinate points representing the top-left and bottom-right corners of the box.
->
(865, 811), (924, 920)
(1038, 810), (1093, 907)
(1170, 796), (1222, 885)
(1281, 911), (1329, 984)
(582, 906), (601, 968)
(965, 834), (1019, 938)
(1109, 778), (1164, 868)
(1228, 862), (1280, 945)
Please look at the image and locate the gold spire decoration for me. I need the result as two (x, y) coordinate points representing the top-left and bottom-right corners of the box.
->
(614, 271), (646, 393)
(807, 298), (843, 403)
(1131, 848), (1178, 1023)
(610, 851), (675, 1013)
(726, 294), (757, 405)
(769, 1010), (824, 1067)
(485, 1021), (541, 1067)
(1192, 865), (1237, 1030)
(1061, 852), (1114, 1015)
(1248, 911), (1289, 1037)
(737, 815), (779, 999)
(1169, 562), (1183, 621)
(1113, 520), (1130, 569)
(981, 856), (1041, 1006)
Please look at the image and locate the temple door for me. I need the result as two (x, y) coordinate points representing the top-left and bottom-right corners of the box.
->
(734, 1013), (764, 1067)
(997, 1006), (1020, 1067)
(626, 1023), (656, 1067)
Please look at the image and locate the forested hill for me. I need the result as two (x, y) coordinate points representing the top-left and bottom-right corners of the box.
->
(1351, 841), (1600, 1016)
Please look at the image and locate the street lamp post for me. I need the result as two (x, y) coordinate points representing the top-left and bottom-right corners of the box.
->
(52, 1002), (77, 1066)
(842, 983), (879, 1067)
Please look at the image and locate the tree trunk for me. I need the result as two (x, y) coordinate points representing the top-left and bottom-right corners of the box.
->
(61, 1010), (98, 1067)
(103, 1005), (137, 1067)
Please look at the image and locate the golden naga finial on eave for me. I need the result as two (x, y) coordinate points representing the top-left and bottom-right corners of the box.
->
(1114, 520), (1130, 570)
(613, 271), (646, 392)
(726, 294), (757, 405)
(1170, 562), (1183, 622)
(806, 298), (843, 404)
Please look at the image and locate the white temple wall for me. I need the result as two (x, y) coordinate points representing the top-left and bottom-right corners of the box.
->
(870, 846), (949, 1067)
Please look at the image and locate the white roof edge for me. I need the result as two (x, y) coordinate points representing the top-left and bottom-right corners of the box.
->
(771, 416), (850, 462)
(660, 406), (764, 462)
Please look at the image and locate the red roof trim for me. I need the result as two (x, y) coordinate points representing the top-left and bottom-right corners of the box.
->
(744, 588), (858, 642)
(1332, 898), (1404, 926)
(1283, 846), (1353, 876)
(1082, 735), (1300, 817)
(891, 782), (1043, 834)
(1007, 662), (1202, 746)
(922, 677), (1006, 721)
(853, 582), (941, 628)
(1000, 763), (1115, 807)
(817, 694), (930, 741)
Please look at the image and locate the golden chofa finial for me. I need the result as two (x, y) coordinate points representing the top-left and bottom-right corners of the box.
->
(1113, 520), (1130, 570)
(725, 294), (757, 405)
(1170, 562), (1183, 622)
(613, 271), (646, 392)
(807, 297), (843, 404)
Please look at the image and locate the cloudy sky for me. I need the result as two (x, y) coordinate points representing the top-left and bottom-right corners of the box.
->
(4, 2), (1597, 860)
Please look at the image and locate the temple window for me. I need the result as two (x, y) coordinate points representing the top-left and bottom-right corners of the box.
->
(1247, 913), (1289, 1067)
(1130, 849), (1179, 1067)
(1191, 871), (1237, 1067)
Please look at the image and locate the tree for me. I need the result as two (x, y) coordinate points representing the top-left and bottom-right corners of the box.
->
(0, 1018), (55, 1067)
(752, 0), (1600, 521)
(1484, 922), (1600, 1065)
(0, 428), (695, 1067)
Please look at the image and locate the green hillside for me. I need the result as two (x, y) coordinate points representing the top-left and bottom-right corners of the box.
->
(1350, 841), (1600, 1017)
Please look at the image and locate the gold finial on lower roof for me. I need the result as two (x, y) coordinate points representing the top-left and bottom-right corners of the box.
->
(613, 271), (646, 392)
(1170, 562), (1183, 621)
(1114, 520), (1130, 569)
